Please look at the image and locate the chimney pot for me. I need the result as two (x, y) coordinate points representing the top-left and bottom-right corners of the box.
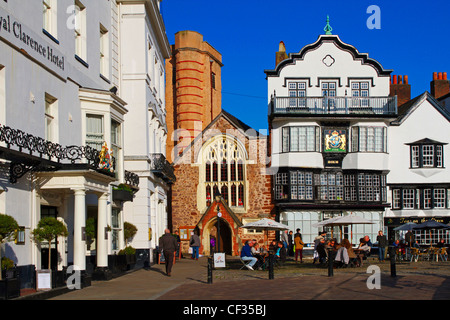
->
(433, 72), (438, 80)
(393, 75), (397, 84)
(438, 72), (443, 80)
(398, 75), (403, 84)
(404, 75), (408, 84)
(444, 72), (448, 80)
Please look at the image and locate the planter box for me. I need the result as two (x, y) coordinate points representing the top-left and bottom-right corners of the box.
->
(0, 278), (20, 300)
(112, 189), (133, 202)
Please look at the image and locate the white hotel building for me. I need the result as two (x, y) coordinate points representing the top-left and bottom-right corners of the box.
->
(265, 26), (450, 246)
(0, 0), (171, 291)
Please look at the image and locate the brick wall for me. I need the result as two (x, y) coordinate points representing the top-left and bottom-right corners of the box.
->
(170, 114), (275, 255)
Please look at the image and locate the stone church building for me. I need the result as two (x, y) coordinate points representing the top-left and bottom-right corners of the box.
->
(166, 31), (274, 256)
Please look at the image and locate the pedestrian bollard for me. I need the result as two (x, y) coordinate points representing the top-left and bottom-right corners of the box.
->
(389, 247), (397, 277)
(328, 248), (334, 277)
(207, 256), (213, 284)
(268, 253), (274, 280)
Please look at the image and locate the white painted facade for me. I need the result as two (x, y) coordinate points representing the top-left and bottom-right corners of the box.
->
(0, 0), (171, 288)
(117, 0), (171, 261)
(385, 93), (450, 243)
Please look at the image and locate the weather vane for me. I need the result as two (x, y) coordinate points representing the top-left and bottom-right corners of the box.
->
(324, 15), (333, 35)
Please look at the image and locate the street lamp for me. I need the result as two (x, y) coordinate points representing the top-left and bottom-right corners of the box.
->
(214, 191), (221, 254)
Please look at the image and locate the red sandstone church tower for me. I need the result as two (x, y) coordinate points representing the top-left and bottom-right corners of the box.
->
(165, 32), (274, 256)
(165, 31), (223, 163)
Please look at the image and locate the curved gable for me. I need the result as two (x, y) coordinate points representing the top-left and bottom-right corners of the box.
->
(265, 35), (392, 78)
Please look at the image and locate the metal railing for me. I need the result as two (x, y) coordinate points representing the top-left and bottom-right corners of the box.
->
(0, 124), (117, 182)
(269, 96), (397, 116)
(150, 153), (176, 184)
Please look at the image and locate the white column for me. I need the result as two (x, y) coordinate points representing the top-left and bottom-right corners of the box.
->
(97, 193), (109, 268)
(73, 189), (86, 270)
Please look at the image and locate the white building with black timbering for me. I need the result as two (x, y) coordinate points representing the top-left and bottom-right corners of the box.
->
(265, 23), (396, 246)
(265, 22), (450, 247)
(385, 78), (450, 243)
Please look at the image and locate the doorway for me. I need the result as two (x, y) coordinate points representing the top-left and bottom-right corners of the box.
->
(211, 218), (232, 255)
(40, 206), (58, 270)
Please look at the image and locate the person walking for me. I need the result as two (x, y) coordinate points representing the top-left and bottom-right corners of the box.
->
(376, 230), (388, 262)
(288, 231), (294, 257)
(190, 231), (201, 260)
(294, 233), (304, 263)
(159, 229), (178, 276)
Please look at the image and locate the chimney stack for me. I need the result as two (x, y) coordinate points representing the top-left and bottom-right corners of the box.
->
(430, 71), (450, 99)
(389, 74), (411, 106)
(276, 41), (288, 67)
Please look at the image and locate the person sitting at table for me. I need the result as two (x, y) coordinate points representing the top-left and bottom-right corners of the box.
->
(251, 242), (265, 269)
(316, 238), (328, 265)
(357, 238), (371, 266)
(274, 241), (287, 265)
(412, 240), (420, 248)
(341, 238), (358, 266)
(269, 240), (278, 253)
(240, 240), (258, 270)
(437, 238), (446, 248)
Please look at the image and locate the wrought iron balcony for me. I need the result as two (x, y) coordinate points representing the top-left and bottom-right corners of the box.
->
(0, 124), (116, 183)
(124, 170), (140, 188)
(150, 153), (176, 184)
(269, 96), (397, 117)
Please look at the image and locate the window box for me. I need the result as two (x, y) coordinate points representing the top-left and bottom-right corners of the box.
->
(112, 189), (133, 202)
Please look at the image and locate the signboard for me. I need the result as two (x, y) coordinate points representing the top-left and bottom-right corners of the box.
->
(179, 226), (196, 241)
(0, 7), (67, 78)
(324, 157), (342, 168)
(213, 253), (226, 268)
(324, 129), (347, 153)
(36, 270), (52, 291)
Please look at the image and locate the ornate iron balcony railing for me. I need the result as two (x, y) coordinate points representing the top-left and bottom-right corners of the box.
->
(269, 96), (397, 116)
(124, 170), (140, 188)
(0, 124), (116, 183)
(150, 153), (176, 184)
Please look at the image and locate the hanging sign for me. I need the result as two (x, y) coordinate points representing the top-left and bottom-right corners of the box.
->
(324, 129), (347, 153)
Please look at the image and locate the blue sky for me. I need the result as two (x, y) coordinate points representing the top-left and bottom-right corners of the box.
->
(161, 0), (450, 131)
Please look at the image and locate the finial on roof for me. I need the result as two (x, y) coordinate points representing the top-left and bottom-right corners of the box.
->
(324, 15), (333, 35)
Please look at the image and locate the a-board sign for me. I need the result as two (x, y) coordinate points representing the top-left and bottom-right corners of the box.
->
(214, 253), (226, 268)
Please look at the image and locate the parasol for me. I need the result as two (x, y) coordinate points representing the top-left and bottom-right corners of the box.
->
(240, 218), (289, 248)
(412, 220), (450, 245)
(393, 222), (417, 231)
(326, 214), (374, 243)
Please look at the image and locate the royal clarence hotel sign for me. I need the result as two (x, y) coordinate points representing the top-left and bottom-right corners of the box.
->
(0, 7), (67, 78)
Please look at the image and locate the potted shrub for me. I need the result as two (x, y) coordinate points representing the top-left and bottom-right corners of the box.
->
(0, 213), (19, 300)
(31, 217), (68, 290)
(118, 246), (136, 270)
(112, 184), (134, 202)
(85, 217), (97, 251)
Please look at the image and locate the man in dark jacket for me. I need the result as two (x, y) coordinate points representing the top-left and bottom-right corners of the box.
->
(376, 230), (388, 261)
(159, 229), (177, 276)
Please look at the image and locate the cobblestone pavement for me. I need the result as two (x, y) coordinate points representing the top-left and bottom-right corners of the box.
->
(158, 256), (450, 300)
(49, 255), (450, 301)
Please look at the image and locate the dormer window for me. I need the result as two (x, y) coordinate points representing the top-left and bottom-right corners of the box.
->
(407, 138), (446, 168)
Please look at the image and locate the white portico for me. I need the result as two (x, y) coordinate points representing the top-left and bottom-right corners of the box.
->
(35, 169), (116, 273)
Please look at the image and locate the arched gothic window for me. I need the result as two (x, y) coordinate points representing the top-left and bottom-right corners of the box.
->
(203, 136), (246, 209)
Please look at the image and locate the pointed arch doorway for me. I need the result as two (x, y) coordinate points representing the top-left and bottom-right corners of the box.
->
(209, 217), (232, 255)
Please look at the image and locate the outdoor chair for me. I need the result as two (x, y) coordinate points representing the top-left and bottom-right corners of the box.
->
(410, 248), (420, 262)
(239, 257), (253, 270)
(438, 248), (448, 262)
